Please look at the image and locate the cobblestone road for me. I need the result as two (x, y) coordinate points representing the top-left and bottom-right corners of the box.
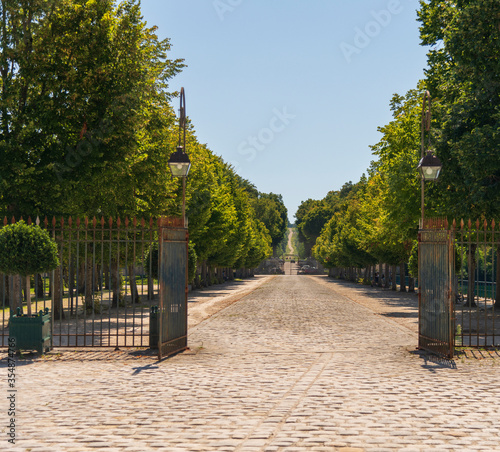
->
(2, 275), (500, 451)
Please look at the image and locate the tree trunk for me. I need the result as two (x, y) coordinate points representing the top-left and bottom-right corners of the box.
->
(111, 261), (121, 308)
(0, 273), (6, 308)
(96, 264), (102, 292)
(467, 244), (477, 307)
(53, 267), (65, 320)
(68, 262), (75, 315)
(10, 275), (21, 315)
(391, 264), (397, 291)
(147, 275), (155, 300)
(399, 262), (406, 292)
(384, 263), (390, 289)
(495, 247), (500, 308)
(408, 277), (415, 293)
(128, 264), (139, 304)
(36, 273), (44, 298)
(84, 259), (93, 309)
(103, 263), (110, 290)
(201, 261), (207, 287)
(78, 261), (86, 295)
(24, 276), (32, 316)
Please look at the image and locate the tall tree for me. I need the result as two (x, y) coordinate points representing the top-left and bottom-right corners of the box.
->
(418, 0), (500, 219)
(253, 192), (287, 256)
(0, 0), (184, 217)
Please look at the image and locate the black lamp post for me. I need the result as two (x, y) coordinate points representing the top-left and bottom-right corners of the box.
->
(418, 91), (442, 228)
(168, 87), (190, 226)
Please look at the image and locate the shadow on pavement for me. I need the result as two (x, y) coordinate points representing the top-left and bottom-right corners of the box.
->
(410, 349), (458, 371)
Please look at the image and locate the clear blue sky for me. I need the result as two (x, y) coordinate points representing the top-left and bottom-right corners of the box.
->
(140, 0), (429, 223)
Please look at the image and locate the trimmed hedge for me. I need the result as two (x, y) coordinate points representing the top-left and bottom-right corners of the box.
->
(0, 221), (59, 276)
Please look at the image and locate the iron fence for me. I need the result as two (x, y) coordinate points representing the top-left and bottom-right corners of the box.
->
(0, 216), (161, 349)
(453, 219), (500, 348)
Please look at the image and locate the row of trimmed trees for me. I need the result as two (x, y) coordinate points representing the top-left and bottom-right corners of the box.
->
(295, 0), (500, 294)
(0, 0), (288, 289)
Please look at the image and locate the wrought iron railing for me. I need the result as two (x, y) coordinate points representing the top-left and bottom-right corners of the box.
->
(1, 216), (161, 349)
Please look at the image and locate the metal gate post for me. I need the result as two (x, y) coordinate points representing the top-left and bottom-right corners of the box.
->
(157, 217), (188, 360)
(418, 226), (455, 358)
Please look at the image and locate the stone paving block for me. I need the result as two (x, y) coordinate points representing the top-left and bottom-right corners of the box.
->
(5, 276), (500, 451)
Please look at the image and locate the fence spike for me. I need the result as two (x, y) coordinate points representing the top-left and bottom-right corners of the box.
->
(476, 219), (480, 229)
(468, 218), (472, 229)
(150, 218), (154, 228)
(36, 216), (40, 226)
(125, 217), (129, 228)
(141, 218), (145, 228)
(3, 217), (7, 226)
(117, 217), (121, 228)
(492, 219), (496, 230)
(60, 217), (64, 228)
(109, 216), (113, 227)
(27, 216), (32, 225)
(19, 216), (23, 223)
(84, 217), (88, 227)
(93, 216), (97, 228)
(76, 217), (80, 228)
(133, 217), (137, 227)
(52, 216), (56, 227)
(484, 219), (488, 230)
(452, 218), (456, 229)
(68, 216), (73, 227)
(101, 216), (105, 227)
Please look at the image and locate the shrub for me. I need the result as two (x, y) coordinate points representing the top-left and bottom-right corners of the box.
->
(0, 221), (59, 276)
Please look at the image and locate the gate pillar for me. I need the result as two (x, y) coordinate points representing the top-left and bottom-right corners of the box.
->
(157, 217), (188, 359)
(418, 227), (454, 358)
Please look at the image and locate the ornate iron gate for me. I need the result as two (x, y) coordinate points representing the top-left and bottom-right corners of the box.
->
(0, 216), (189, 356)
(418, 227), (455, 358)
(157, 218), (188, 359)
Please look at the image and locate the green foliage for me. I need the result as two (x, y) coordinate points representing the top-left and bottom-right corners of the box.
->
(0, 0), (278, 273)
(0, 0), (184, 218)
(418, 0), (500, 219)
(295, 181), (363, 257)
(253, 193), (288, 254)
(408, 241), (418, 278)
(0, 221), (59, 276)
(188, 242), (197, 283)
(298, 1), (500, 279)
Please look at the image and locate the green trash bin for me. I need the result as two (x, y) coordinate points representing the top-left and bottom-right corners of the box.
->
(10, 307), (51, 355)
(149, 306), (159, 349)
